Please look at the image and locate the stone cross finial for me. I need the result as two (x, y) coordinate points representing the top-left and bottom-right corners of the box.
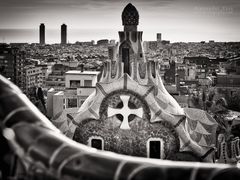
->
(107, 95), (143, 129)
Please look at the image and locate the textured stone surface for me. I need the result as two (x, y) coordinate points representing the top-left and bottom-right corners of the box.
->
(73, 89), (179, 159)
(99, 89), (151, 121)
(73, 119), (179, 158)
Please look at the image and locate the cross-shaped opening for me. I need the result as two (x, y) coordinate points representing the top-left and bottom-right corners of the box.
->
(107, 95), (143, 129)
(115, 97), (137, 122)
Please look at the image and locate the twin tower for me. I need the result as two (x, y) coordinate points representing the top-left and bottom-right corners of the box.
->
(39, 23), (67, 45)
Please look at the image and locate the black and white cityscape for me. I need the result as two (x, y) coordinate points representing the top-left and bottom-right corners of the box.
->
(0, 0), (240, 180)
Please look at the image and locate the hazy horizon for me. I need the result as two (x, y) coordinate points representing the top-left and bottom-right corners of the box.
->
(0, 0), (240, 43)
(1, 28), (240, 44)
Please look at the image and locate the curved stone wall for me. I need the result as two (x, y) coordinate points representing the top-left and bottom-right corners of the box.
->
(73, 89), (179, 158)
(73, 118), (179, 158)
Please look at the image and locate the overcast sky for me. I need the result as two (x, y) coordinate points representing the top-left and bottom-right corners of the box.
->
(0, 0), (239, 42)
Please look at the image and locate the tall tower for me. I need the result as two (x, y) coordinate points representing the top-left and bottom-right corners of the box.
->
(39, 23), (45, 45)
(119, 3), (145, 76)
(157, 33), (162, 42)
(0, 44), (25, 91)
(61, 24), (67, 45)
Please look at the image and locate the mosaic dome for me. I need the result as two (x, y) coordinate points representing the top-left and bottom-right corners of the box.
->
(122, 3), (139, 26)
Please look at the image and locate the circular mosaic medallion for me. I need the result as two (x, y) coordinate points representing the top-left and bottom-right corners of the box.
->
(99, 89), (151, 127)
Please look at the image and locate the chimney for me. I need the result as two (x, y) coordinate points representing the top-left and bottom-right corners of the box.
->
(80, 64), (84, 72)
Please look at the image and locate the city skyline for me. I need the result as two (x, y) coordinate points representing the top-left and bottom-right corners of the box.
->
(0, 0), (240, 42)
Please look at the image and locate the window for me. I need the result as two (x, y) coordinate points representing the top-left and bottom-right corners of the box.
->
(122, 48), (130, 74)
(67, 98), (77, 108)
(147, 138), (163, 159)
(80, 100), (85, 105)
(88, 137), (104, 150)
(84, 80), (92, 87)
(70, 80), (80, 88)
